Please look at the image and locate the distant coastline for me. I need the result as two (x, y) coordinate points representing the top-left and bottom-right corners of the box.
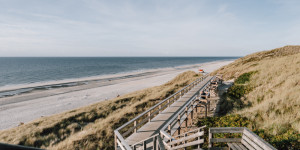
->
(0, 57), (238, 98)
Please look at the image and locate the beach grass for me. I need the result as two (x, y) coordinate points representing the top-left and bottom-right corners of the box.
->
(209, 45), (300, 148)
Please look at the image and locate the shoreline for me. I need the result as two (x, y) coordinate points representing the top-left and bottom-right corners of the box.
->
(0, 60), (233, 130)
(0, 59), (234, 98)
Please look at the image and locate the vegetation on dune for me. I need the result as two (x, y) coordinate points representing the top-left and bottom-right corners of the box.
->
(0, 71), (201, 150)
(207, 45), (300, 149)
(196, 115), (300, 149)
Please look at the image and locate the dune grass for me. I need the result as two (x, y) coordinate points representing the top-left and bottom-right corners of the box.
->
(209, 45), (300, 148)
(0, 71), (201, 150)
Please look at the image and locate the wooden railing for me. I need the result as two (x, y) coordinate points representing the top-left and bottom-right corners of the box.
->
(159, 76), (216, 149)
(163, 126), (206, 150)
(114, 74), (209, 150)
(130, 134), (166, 150)
(209, 127), (277, 150)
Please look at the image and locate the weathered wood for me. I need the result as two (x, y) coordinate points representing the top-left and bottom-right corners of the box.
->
(115, 134), (118, 150)
(173, 126), (206, 139)
(242, 135), (263, 150)
(208, 131), (212, 148)
(118, 75), (214, 148)
(169, 131), (204, 145)
(115, 131), (132, 150)
(157, 136), (166, 150)
(143, 140), (147, 150)
(170, 139), (204, 149)
(162, 141), (171, 150)
(236, 143), (248, 150)
(117, 139), (127, 150)
(153, 136), (157, 150)
(210, 138), (242, 143)
(243, 128), (276, 150)
(148, 112), (151, 122)
(241, 139), (255, 150)
(228, 143), (238, 150)
(209, 127), (244, 133)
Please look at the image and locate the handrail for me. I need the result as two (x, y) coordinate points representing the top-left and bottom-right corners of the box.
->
(160, 76), (215, 135)
(131, 133), (159, 147)
(114, 131), (132, 150)
(114, 74), (211, 150)
(172, 125), (206, 139)
(116, 74), (208, 131)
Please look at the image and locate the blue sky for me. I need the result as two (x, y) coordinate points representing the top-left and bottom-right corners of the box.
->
(0, 0), (299, 56)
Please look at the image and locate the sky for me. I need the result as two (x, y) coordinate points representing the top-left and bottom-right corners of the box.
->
(0, 0), (299, 57)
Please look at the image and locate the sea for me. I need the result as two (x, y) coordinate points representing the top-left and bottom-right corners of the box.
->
(0, 57), (238, 97)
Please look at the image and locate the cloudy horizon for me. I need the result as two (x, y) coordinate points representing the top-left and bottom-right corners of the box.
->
(0, 0), (299, 57)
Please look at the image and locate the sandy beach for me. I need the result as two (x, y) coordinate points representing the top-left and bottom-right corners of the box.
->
(0, 60), (233, 130)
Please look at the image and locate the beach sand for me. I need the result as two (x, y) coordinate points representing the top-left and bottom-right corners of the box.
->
(0, 60), (233, 130)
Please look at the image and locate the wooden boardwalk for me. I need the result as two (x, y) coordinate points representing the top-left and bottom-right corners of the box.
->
(125, 76), (214, 146)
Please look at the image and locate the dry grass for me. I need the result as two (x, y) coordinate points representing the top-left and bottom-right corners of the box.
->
(0, 71), (201, 150)
(213, 45), (300, 135)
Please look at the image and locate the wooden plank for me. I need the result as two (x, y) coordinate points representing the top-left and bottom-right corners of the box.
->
(242, 135), (263, 150)
(243, 128), (277, 150)
(123, 116), (150, 137)
(227, 143), (238, 150)
(170, 139), (204, 149)
(241, 139), (255, 150)
(169, 131), (204, 145)
(117, 139), (126, 150)
(160, 131), (173, 140)
(173, 126), (206, 138)
(157, 136), (166, 150)
(162, 141), (171, 150)
(210, 127), (244, 133)
(115, 131), (132, 150)
(236, 143), (248, 150)
(232, 143), (243, 150)
(210, 138), (242, 143)
(125, 76), (214, 145)
(116, 75), (208, 131)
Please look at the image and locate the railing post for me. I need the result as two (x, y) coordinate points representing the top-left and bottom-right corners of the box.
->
(143, 140), (147, 150)
(208, 129), (212, 148)
(114, 134), (118, 150)
(184, 133), (187, 150)
(208, 101), (210, 113)
(134, 121), (137, 133)
(191, 109), (194, 122)
(185, 106), (188, 131)
(168, 124), (171, 134)
(153, 136), (157, 150)
(177, 114), (181, 135)
(180, 91), (182, 97)
(198, 128), (201, 149)
(168, 99), (170, 107)
(159, 104), (161, 113)
(205, 103), (208, 118)
(148, 111), (151, 122)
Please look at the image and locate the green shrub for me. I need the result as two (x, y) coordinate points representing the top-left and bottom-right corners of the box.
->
(235, 71), (257, 84)
(196, 115), (250, 128)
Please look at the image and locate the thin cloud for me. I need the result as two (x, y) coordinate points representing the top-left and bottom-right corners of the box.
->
(0, 0), (299, 56)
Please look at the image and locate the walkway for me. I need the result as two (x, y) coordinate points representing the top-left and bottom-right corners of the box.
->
(125, 76), (214, 145)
